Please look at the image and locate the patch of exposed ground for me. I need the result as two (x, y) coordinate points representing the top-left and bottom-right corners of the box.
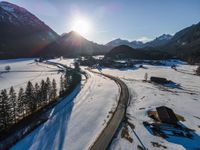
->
(121, 124), (133, 143)
(151, 142), (167, 149)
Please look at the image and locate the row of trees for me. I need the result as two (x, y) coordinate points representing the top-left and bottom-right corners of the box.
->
(0, 77), (57, 131)
(0, 64), (81, 132)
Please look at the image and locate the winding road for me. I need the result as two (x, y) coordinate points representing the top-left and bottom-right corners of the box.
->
(89, 70), (130, 150)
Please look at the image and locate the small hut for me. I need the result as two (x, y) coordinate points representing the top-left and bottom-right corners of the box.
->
(156, 106), (178, 124)
(150, 76), (171, 84)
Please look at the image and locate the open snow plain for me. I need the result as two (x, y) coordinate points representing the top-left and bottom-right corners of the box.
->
(93, 60), (200, 150)
(0, 58), (62, 92)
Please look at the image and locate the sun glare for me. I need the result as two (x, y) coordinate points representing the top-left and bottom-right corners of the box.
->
(71, 17), (92, 37)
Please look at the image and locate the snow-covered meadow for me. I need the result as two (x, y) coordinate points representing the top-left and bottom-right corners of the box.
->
(93, 60), (200, 150)
(0, 58), (63, 92)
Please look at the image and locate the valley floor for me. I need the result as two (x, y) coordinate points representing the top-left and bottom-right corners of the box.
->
(2, 58), (200, 150)
(93, 60), (200, 150)
(11, 60), (119, 150)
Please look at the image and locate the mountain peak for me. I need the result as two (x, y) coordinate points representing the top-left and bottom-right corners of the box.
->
(156, 34), (172, 41)
(61, 31), (86, 43)
(68, 30), (82, 36)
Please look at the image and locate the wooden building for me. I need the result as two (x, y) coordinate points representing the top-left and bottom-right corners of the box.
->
(156, 106), (178, 124)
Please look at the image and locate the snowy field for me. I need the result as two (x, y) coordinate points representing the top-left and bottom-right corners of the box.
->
(93, 60), (200, 150)
(49, 58), (75, 68)
(11, 60), (120, 150)
(0, 58), (63, 92)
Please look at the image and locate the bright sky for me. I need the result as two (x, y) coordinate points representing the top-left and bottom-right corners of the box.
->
(7, 0), (200, 44)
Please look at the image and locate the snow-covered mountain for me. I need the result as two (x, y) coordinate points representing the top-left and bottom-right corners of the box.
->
(106, 38), (144, 49)
(106, 38), (130, 48)
(106, 34), (172, 49)
(0, 1), (58, 59)
(130, 41), (144, 48)
(106, 22), (200, 62)
(144, 34), (172, 48)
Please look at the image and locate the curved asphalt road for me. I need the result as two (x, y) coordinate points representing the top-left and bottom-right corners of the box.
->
(88, 70), (130, 150)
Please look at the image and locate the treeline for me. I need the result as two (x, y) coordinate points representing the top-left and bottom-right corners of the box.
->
(0, 66), (81, 132)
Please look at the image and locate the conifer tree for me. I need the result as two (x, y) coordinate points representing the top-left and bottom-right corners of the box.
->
(9, 86), (17, 124)
(59, 76), (65, 96)
(46, 77), (52, 103)
(34, 83), (40, 109)
(1, 89), (9, 128)
(0, 91), (5, 130)
(17, 88), (25, 118)
(25, 81), (35, 114)
(40, 79), (47, 106)
(74, 61), (80, 72)
(51, 79), (57, 101)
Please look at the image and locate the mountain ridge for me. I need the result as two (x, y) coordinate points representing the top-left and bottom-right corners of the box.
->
(106, 22), (200, 62)
(106, 34), (173, 49)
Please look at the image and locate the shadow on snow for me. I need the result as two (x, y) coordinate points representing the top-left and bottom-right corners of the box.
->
(11, 84), (81, 150)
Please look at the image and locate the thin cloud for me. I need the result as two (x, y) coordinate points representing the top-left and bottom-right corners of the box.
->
(137, 36), (153, 42)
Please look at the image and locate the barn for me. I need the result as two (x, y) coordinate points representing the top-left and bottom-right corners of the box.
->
(150, 77), (171, 84)
(156, 106), (178, 124)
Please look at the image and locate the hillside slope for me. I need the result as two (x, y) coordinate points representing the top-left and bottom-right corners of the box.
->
(0, 1), (58, 59)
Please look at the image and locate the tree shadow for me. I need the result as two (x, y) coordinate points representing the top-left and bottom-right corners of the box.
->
(144, 121), (200, 149)
(11, 84), (81, 150)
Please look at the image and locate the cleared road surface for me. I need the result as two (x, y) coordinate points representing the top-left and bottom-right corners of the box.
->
(89, 70), (130, 150)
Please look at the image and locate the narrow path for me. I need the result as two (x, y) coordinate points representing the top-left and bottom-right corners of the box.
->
(89, 70), (130, 150)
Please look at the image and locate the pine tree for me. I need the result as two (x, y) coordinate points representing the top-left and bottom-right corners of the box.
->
(45, 77), (52, 103)
(40, 79), (47, 106)
(64, 74), (69, 94)
(17, 88), (25, 119)
(1, 89), (9, 128)
(51, 79), (57, 101)
(34, 83), (40, 109)
(65, 71), (73, 93)
(25, 81), (35, 114)
(74, 61), (80, 72)
(59, 76), (65, 97)
(9, 86), (17, 124)
(0, 91), (5, 130)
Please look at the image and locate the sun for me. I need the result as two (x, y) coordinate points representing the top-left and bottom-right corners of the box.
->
(71, 17), (92, 37)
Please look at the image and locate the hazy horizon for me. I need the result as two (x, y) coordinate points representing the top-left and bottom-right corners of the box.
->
(5, 0), (200, 44)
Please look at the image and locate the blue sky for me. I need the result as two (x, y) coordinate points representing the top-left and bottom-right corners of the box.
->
(7, 0), (200, 44)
